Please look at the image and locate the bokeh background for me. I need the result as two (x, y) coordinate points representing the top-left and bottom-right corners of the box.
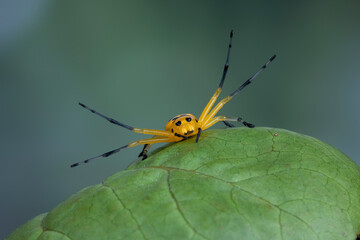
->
(1, 0), (360, 238)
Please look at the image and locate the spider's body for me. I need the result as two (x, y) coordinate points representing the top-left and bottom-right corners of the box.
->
(71, 30), (276, 168)
(165, 114), (199, 138)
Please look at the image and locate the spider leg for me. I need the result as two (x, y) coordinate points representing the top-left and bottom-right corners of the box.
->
(198, 30), (233, 123)
(201, 54), (276, 126)
(196, 128), (202, 143)
(203, 116), (254, 130)
(138, 144), (152, 160)
(222, 121), (235, 128)
(137, 132), (188, 160)
(79, 102), (173, 137)
(71, 144), (128, 168)
(71, 136), (177, 167)
(138, 135), (168, 160)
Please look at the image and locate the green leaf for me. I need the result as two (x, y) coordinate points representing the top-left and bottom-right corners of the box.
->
(7, 128), (360, 240)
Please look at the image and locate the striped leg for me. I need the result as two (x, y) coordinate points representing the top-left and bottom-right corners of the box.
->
(71, 136), (176, 167)
(202, 54), (276, 127)
(198, 30), (234, 123)
(203, 116), (254, 130)
(79, 102), (173, 138)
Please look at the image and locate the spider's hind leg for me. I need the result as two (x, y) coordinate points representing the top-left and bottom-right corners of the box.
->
(242, 119), (255, 128)
(71, 136), (176, 168)
(203, 116), (255, 130)
(198, 30), (234, 124)
(222, 121), (235, 128)
(222, 119), (254, 128)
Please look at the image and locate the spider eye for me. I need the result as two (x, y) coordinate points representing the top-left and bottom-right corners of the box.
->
(186, 117), (192, 122)
(176, 121), (181, 126)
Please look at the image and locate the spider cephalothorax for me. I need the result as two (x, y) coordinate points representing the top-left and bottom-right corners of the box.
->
(71, 30), (276, 167)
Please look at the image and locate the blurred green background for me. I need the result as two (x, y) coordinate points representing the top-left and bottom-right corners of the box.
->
(1, 0), (360, 238)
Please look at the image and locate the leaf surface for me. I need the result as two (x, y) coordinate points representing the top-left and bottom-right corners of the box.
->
(7, 128), (360, 240)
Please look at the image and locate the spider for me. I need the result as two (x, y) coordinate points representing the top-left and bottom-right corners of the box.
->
(71, 30), (276, 168)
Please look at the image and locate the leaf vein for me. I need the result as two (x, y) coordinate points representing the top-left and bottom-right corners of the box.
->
(166, 170), (209, 240)
(102, 183), (147, 240)
(143, 166), (320, 239)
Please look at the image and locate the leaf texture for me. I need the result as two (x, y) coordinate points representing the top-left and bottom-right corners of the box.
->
(7, 128), (360, 240)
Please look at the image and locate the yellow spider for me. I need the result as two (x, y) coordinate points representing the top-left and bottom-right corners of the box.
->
(71, 30), (276, 168)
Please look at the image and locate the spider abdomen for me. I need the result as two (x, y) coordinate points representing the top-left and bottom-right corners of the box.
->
(165, 114), (199, 139)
